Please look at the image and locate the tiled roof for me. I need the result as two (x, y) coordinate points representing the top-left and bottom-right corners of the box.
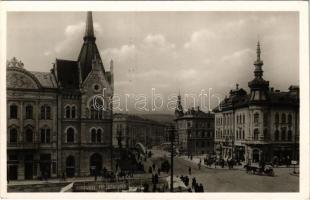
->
(30, 71), (57, 88)
(55, 59), (80, 89)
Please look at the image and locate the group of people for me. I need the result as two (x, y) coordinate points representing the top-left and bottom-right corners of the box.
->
(179, 175), (204, 192)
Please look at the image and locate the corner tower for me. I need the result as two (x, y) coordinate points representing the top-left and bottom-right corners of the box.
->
(248, 41), (269, 103)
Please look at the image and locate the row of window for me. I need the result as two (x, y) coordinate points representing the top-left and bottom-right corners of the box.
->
(8, 127), (105, 144)
(275, 113), (293, 124)
(9, 104), (108, 121)
(216, 112), (294, 126)
(188, 130), (213, 138)
(215, 128), (293, 141)
(9, 104), (51, 120)
(9, 127), (51, 144)
(274, 129), (293, 141)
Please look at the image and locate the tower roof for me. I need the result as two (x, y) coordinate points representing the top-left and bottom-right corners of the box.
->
(78, 11), (105, 81)
(84, 11), (95, 41)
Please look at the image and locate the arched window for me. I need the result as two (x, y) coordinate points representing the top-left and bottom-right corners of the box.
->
(65, 106), (71, 118)
(67, 127), (75, 143)
(281, 113), (286, 124)
(89, 97), (104, 120)
(71, 106), (76, 118)
(9, 128), (18, 143)
(242, 130), (245, 139)
(288, 130), (292, 141)
(274, 130), (279, 141)
(253, 129), (259, 140)
(288, 114), (292, 125)
(91, 129), (96, 143)
(25, 105), (33, 119)
(41, 105), (51, 120)
(97, 129), (102, 143)
(10, 105), (18, 119)
(281, 128), (286, 141)
(275, 113), (279, 124)
(254, 113), (259, 124)
(25, 128), (33, 143)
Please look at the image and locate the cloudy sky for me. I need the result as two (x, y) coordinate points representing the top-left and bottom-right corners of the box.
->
(7, 12), (299, 113)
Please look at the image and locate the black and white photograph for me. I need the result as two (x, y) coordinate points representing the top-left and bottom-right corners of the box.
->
(0, 1), (309, 199)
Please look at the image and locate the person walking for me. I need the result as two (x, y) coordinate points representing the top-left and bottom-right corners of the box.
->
(191, 177), (197, 189)
(188, 167), (192, 175)
(62, 172), (66, 181)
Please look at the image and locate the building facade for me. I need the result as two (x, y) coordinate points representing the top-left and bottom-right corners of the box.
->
(7, 12), (114, 180)
(112, 113), (168, 149)
(175, 95), (215, 155)
(213, 42), (299, 164)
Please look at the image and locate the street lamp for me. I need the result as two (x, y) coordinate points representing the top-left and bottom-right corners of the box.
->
(169, 125), (175, 192)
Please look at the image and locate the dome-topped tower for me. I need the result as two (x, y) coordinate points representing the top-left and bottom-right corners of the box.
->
(248, 41), (269, 103)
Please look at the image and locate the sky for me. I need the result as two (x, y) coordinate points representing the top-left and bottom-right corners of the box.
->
(7, 12), (299, 114)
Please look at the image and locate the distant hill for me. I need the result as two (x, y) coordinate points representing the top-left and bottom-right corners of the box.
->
(139, 114), (175, 124)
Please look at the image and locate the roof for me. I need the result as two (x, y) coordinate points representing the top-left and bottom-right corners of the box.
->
(213, 87), (299, 112)
(55, 59), (80, 89)
(30, 71), (57, 88)
(77, 12), (105, 81)
(177, 108), (214, 120)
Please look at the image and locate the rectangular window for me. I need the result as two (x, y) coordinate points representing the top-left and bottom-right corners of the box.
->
(40, 128), (51, 143)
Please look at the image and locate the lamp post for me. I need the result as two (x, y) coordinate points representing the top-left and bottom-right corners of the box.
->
(169, 125), (175, 192)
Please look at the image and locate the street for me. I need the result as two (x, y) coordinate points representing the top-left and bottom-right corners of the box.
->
(150, 149), (299, 192)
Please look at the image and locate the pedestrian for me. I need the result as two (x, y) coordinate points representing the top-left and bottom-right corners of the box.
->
(62, 172), (66, 181)
(192, 177), (196, 189)
(184, 176), (189, 186)
(198, 162), (201, 170)
(188, 167), (192, 175)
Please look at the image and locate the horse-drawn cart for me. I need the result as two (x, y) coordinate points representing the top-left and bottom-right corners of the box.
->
(244, 163), (274, 176)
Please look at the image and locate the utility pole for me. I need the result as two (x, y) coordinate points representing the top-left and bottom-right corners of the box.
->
(169, 125), (175, 192)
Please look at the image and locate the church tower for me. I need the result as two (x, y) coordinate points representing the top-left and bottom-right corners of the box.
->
(78, 11), (105, 81)
(248, 41), (269, 103)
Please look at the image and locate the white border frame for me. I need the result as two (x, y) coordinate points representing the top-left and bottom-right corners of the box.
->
(0, 1), (308, 200)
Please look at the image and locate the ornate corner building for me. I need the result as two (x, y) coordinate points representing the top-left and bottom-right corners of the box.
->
(7, 12), (114, 180)
(213, 42), (299, 164)
(174, 94), (215, 156)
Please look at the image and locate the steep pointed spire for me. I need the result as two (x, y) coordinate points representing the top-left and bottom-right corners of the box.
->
(78, 11), (104, 81)
(253, 40), (264, 78)
(256, 40), (262, 62)
(84, 11), (95, 41)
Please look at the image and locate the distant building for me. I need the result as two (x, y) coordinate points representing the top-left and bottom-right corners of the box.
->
(112, 113), (168, 149)
(174, 95), (215, 155)
(7, 12), (113, 180)
(213, 41), (299, 164)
